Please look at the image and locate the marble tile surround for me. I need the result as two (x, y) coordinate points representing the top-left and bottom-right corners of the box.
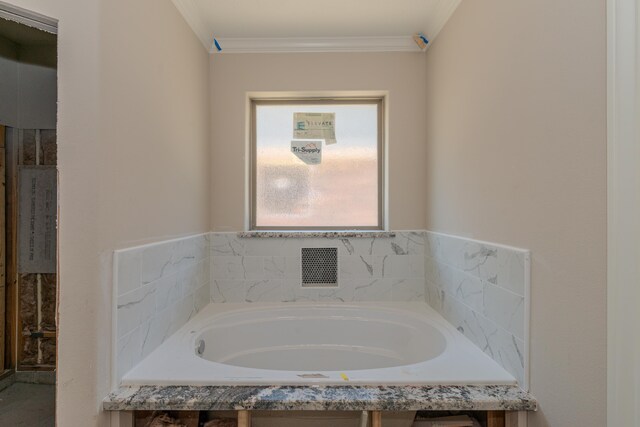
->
(424, 231), (530, 389)
(210, 231), (428, 303)
(114, 234), (211, 385)
(113, 230), (529, 391)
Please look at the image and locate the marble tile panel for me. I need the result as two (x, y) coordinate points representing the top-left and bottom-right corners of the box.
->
(174, 238), (198, 270)
(282, 280), (347, 303)
(211, 233), (245, 256)
(141, 242), (179, 285)
(338, 237), (376, 256)
(436, 290), (525, 387)
(155, 274), (181, 312)
(450, 269), (484, 313)
(242, 238), (299, 257)
(197, 259), (210, 287)
(194, 234), (210, 261)
(212, 256), (264, 281)
(211, 280), (246, 303)
(425, 281), (443, 311)
(171, 292), (196, 328)
(284, 256), (302, 281)
(381, 255), (425, 279)
(115, 234), (211, 385)
(117, 284), (156, 337)
(461, 241), (498, 285)
(339, 255), (379, 280)
(139, 311), (172, 359)
(350, 279), (393, 302)
(263, 256), (286, 280)
(390, 278), (425, 301)
(483, 283), (525, 340)
(116, 248), (142, 297)
(245, 280), (286, 303)
(194, 285), (210, 312)
(116, 328), (140, 384)
(179, 265), (199, 298)
(372, 231), (426, 256)
(497, 248), (527, 296)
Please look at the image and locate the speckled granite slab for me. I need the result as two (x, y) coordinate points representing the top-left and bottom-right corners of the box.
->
(237, 232), (396, 238)
(104, 385), (537, 412)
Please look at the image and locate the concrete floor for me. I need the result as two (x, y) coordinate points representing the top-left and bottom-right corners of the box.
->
(0, 382), (55, 427)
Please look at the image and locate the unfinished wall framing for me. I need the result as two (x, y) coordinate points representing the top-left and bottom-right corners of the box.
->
(5, 127), (57, 370)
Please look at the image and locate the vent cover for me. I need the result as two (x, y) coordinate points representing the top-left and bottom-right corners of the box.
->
(301, 248), (338, 287)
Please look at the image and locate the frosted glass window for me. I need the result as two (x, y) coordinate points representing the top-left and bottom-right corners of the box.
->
(251, 99), (383, 230)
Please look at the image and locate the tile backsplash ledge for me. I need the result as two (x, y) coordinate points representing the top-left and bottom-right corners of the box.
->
(211, 231), (427, 303)
(112, 230), (529, 390)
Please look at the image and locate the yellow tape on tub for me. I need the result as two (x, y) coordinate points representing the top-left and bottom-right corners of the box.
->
(340, 373), (349, 381)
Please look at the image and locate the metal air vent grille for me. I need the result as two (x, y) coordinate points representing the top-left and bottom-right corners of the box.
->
(301, 248), (338, 287)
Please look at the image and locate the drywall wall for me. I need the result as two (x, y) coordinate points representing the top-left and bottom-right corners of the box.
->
(423, 1), (606, 426)
(209, 52), (428, 231)
(0, 35), (56, 129)
(2, 0), (210, 425)
(0, 35), (18, 126)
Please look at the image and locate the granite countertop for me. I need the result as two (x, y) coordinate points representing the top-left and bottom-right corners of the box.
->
(104, 385), (537, 412)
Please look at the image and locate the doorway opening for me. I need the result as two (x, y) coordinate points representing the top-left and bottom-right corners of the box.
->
(0, 4), (58, 426)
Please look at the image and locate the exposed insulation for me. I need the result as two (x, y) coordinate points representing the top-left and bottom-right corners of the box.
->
(18, 273), (38, 333)
(21, 336), (38, 366)
(41, 337), (56, 366)
(40, 129), (57, 165)
(40, 273), (56, 331)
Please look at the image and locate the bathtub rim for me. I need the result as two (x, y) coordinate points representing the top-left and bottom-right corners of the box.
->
(119, 301), (517, 388)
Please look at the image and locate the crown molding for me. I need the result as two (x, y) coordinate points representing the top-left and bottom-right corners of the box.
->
(211, 36), (421, 54)
(171, 0), (463, 54)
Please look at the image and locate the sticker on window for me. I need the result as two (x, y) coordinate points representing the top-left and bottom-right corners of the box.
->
(293, 112), (336, 145)
(291, 140), (322, 165)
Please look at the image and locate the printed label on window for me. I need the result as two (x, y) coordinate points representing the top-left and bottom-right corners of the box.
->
(293, 112), (337, 144)
(291, 140), (322, 165)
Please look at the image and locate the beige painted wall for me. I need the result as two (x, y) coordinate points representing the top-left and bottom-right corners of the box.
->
(3, 0), (210, 425)
(424, 1), (607, 426)
(210, 52), (428, 231)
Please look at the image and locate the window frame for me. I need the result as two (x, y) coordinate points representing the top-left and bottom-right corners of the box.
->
(249, 97), (386, 231)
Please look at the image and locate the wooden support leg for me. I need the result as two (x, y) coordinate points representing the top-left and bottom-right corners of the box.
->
(505, 411), (527, 427)
(371, 410), (382, 427)
(238, 410), (251, 427)
(487, 411), (506, 427)
(110, 411), (134, 427)
(359, 411), (369, 427)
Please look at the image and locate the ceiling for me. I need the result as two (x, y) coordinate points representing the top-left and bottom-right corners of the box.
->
(172, 0), (462, 53)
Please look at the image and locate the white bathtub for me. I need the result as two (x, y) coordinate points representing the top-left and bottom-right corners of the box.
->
(122, 302), (516, 386)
